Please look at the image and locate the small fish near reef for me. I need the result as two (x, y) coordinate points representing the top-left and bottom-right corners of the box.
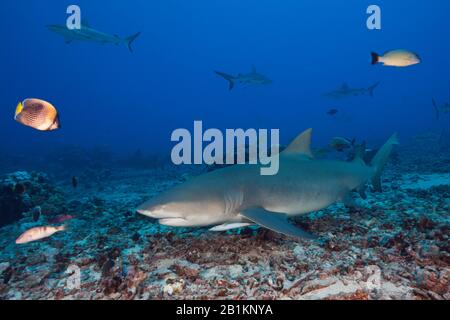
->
(14, 98), (60, 131)
(371, 50), (421, 67)
(13, 183), (26, 195)
(327, 109), (339, 116)
(329, 137), (355, 152)
(72, 176), (78, 189)
(15, 225), (66, 244)
(31, 206), (42, 222)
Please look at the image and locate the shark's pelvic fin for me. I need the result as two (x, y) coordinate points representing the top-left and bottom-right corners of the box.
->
(240, 208), (318, 240)
(210, 222), (253, 232)
(283, 128), (314, 158)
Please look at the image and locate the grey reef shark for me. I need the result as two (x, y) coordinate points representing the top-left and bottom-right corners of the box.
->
(214, 66), (272, 90)
(47, 21), (141, 52)
(138, 129), (399, 241)
(324, 82), (380, 99)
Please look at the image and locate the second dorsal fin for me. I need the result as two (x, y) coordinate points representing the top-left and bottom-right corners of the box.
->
(283, 128), (314, 158)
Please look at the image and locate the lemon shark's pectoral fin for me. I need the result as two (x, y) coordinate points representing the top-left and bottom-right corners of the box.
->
(240, 208), (318, 240)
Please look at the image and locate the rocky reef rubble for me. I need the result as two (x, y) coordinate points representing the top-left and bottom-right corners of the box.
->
(0, 165), (448, 300)
(0, 171), (66, 228)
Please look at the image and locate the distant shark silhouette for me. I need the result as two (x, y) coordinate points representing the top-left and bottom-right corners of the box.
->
(324, 82), (380, 99)
(47, 21), (141, 52)
(432, 98), (450, 120)
(138, 129), (398, 240)
(215, 66), (272, 90)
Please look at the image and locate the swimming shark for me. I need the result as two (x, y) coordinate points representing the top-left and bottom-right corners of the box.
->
(214, 66), (272, 90)
(47, 22), (141, 52)
(324, 82), (380, 99)
(137, 129), (398, 240)
(432, 98), (450, 120)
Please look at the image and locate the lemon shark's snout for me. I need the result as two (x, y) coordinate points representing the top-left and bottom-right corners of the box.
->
(137, 198), (182, 219)
(136, 188), (226, 227)
(137, 200), (191, 227)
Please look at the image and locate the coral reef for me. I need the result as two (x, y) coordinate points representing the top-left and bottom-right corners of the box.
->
(0, 143), (448, 300)
(0, 172), (66, 228)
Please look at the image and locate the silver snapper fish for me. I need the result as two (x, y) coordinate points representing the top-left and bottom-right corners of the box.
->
(16, 225), (66, 244)
(432, 98), (450, 120)
(329, 137), (355, 152)
(47, 22), (141, 52)
(371, 50), (421, 67)
(214, 66), (272, 90)
(324, 82), (380, 99)
(138, 129), (398, 240)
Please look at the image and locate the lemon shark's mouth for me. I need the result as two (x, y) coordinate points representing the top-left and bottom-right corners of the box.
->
(158, 218), (190, 227)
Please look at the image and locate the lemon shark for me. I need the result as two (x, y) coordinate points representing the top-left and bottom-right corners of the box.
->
(214, 66), (272, 90)
(137, 129), (398, 240)
(47, 22), (141, 52)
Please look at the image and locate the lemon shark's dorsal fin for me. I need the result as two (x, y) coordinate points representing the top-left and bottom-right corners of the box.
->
(283, 128), (314, 158)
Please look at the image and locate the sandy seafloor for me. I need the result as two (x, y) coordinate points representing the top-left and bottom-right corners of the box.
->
(0, 145), (449, 300)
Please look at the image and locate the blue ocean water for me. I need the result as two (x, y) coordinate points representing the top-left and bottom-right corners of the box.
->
(0, 1), (449, 300)
(1, 0), (449, 158)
